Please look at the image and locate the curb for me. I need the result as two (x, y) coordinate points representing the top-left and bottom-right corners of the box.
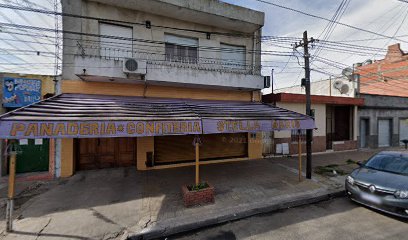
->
(129, 189), (345, 240)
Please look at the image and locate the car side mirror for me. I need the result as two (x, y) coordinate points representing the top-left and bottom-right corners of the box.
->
(357, 161), (364, 167)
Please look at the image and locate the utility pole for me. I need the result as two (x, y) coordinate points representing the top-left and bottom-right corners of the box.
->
(294, 31), (315, 179)
(271, 68), (274, 94)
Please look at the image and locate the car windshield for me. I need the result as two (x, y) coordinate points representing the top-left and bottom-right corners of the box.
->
(364, 153), (408, 175)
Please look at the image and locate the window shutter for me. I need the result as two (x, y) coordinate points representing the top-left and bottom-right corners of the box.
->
(100, 23), (133, 59)
(220, 43), (246, 69)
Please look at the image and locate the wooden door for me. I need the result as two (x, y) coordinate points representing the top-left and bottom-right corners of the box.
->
(97, 138), (115, 168)
(78, 138), (98, 170)
(115, 138), (136, 167)
(77, 138), (136, 170)
(16, 139), (49, 173)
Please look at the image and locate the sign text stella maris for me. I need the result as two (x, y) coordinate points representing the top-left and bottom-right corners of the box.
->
(1, 119), (308, 139)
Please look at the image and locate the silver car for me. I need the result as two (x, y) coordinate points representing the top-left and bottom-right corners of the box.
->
(345, 151), (408, 218)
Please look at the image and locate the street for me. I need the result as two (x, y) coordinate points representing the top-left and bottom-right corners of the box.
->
(171, 197), (408, 240)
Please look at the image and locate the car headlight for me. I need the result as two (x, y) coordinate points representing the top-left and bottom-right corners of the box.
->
(346, 176), (355, 185)
(394, 190), (408, 199)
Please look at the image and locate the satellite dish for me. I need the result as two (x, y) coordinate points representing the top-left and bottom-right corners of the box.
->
(342, 67), (353, 80)
(363, 59), (373, 65)
(333, 80), (343, 90)
(340, 84), (350, 94)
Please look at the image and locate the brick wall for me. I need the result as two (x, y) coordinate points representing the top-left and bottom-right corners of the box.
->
(332, 140), (358, 151)
(182, 184), (215, 207)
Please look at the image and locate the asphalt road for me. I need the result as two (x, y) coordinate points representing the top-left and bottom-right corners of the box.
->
(169, 197), (408, 240)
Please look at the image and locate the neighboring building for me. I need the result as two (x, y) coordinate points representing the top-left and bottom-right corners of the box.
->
(58, 0), (267, 176)
(273, 76), (357, 98)
(0, 72), (55, 176)
(263, 92), (363, 154)
(356, 43), (408, 148)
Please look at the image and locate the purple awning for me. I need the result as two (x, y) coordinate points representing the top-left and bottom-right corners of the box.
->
(0, 94), (315, 139)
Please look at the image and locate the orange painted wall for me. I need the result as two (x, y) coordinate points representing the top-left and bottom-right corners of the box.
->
(61, 80), (261, 102)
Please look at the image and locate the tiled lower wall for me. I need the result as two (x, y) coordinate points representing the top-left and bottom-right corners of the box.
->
(273, 137), (358, 155)
(274, 136), (326, 155)
(332, 140), (358, 151)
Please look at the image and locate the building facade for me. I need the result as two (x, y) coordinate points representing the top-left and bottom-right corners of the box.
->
(356, 43), (408, 148)
(263, 92), (363, 155)
(58, 0), (266, 177)
(0, 72), (55, 177)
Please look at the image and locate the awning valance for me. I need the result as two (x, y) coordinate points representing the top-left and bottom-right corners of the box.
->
(0, 94), (315, 139)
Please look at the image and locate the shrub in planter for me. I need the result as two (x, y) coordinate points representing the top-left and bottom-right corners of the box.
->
(182, 182), (215, 207)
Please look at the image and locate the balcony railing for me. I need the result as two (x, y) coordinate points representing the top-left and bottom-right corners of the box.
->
(74, 43), (262, 75)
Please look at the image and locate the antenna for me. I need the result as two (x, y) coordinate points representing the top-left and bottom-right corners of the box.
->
(341, 67), (353, 80)
(53, 0), (62, 94)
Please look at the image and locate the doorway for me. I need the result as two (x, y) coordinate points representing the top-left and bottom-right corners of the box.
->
(378, 119), (392, 147)
(360, 119), (369, 148)
(76, 138), (136, 170)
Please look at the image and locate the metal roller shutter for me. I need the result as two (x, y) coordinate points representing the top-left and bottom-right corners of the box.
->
(154, 133), (248, 164)
(378, 120), (391, 147)
(400, 119), (408, 145)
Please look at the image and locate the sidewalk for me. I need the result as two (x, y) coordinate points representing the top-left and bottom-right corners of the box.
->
(0, 148), (394, 240)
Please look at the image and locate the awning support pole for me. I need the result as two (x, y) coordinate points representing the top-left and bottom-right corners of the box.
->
(6, 143), (16, 232)
(298, 134), (302, 182)
(195, 142), (200, 185)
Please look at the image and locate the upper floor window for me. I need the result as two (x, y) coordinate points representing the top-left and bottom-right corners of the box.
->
(165, 34), (198, 63)
(100, 23), (133, 59)
(220, 43), (246, 69)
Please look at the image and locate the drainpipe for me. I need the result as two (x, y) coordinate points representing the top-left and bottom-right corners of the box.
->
(329, 76), (332, 96)
(354, 73), (360, 97)
(252, 30), (257, 75)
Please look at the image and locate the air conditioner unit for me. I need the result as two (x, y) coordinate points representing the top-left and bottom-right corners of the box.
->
(123, 58), (147, 75)
(333, 80), (350, 94)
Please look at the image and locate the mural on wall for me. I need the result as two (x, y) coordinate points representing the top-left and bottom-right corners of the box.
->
(2, 77), (42, 108)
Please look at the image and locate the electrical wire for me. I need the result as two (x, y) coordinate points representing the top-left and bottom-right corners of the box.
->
(252, 0), (408, 44)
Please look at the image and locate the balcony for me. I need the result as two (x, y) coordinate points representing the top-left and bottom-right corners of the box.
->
(68, 44), (264, 90)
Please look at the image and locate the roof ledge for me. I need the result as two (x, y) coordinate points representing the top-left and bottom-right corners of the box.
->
(87, 0), (264, 32)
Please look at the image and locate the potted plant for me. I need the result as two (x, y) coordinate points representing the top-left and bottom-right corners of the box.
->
(181, 135), (215, 207)
(182, 182), (215, 207)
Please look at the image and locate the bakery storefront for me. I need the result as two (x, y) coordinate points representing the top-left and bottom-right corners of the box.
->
(0, 94), (315, 176)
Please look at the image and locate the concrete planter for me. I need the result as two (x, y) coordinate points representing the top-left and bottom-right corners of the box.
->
(182, 183), (215, 207)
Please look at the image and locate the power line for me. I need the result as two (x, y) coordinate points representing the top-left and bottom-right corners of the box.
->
(252, 0), (408, 44)
(313, 0), (350, 61)
(0, 22), (296, 57)
(372, 6), (408, 58)
(0, 10), (392, 58)
(334, 34), (408, 43)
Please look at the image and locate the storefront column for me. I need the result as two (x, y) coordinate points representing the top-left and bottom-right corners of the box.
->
(49, 138), (56, 177)
(60, 138), (74, 177)
(248, 132), (263, 159)
(137, 137), (154, 170)
(353, 105), (358, 141)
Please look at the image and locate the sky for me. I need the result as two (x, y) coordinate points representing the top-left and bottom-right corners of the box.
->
(0, 0), (408, 93)
(223, 0), (408, 92)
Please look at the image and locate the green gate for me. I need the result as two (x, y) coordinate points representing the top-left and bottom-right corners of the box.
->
(16, 139), (49, 173)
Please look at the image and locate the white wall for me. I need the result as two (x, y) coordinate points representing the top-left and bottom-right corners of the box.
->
(275, 77), (356, 98)
(274, 102), (326, 138)
(62, 0), (261, 82)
